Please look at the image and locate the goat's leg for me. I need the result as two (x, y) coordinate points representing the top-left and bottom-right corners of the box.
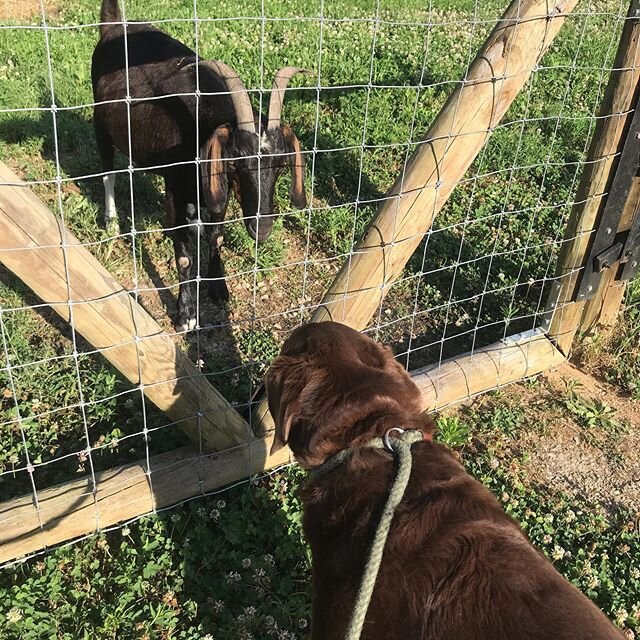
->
(208, 223), (230, 303)
(94, 114), (119, 234)
(167, 193), (198, 332)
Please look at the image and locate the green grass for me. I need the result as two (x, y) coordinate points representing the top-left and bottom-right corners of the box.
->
(0, 0), (639, 636)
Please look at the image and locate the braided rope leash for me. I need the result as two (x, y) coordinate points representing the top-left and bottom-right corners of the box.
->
(344, 428), (424, 640)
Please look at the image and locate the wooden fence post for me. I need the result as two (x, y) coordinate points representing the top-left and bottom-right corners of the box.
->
(254, 0), (579, 433)
(0, 162), (253, 452)
(547, 3), (640, 353)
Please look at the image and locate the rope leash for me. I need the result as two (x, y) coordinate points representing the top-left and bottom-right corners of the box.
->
(309, 428), (424, 640)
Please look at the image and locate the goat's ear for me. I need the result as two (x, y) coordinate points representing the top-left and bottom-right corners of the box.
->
(201, 124), (231, 213)
(282, 126), (307, 209)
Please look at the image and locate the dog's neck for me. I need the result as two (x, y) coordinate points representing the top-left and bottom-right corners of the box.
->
(306, 428), (432, 481)
(289, 411), (434, 469)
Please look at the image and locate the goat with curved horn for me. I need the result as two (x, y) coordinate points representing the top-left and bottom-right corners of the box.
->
(92, 1), (311, 331)
(267, 67), (312, 130)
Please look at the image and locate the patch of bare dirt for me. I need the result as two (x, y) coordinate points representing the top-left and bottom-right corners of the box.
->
(505, 363), (640, 514)
(112, 224), (340, 359)
(0, 0), (59, 23)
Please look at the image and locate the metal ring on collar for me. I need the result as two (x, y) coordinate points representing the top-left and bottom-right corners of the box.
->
(383, 427), (405, 451)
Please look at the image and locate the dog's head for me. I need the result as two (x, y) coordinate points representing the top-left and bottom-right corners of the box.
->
(266, 322), (433, 468)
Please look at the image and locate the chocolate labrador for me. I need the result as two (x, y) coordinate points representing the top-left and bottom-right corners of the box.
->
(266, 321), (623, 640)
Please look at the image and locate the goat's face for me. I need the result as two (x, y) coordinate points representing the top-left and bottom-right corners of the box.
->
(234, 128), (287, 242)
(201, 125), (307, 243)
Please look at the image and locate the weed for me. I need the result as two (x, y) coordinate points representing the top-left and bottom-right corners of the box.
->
(436, 414), (470, 448)
(486, 402), (526, 439)
(560, 382), (627, 462)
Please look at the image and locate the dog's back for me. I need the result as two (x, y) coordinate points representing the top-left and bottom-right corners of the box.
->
(303, 443), (623, 640)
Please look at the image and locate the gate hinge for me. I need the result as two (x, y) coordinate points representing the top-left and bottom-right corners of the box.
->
(580, 226), (640, 299)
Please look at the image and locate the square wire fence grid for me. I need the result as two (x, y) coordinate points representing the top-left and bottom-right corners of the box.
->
(0, 0), (632, 552)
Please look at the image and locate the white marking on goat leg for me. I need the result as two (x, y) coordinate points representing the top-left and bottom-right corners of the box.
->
(176, 317), (197, 333)
(186, 203), (197, 219)
(103, 174), (117, 221)
(103, 174), (120, 234)
(216, 234), (224, 248)
(178, 256), (190, 269)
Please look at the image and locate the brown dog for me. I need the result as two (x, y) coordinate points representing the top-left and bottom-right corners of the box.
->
(266, 322), (624, 640)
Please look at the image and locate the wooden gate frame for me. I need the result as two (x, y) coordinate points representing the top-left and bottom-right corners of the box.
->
(1, 0), (638, 564)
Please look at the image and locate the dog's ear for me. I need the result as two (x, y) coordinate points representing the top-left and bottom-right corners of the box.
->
(201, 124), (231, 213)
(266, 358), (304, 456)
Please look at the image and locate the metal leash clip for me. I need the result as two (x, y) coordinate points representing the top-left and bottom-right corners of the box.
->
(383, 428), (406, 451)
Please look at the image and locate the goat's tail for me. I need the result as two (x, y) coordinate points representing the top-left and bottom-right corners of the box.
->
(99, 0), (121, 37)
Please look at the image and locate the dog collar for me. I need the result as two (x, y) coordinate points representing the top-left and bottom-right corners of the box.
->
(308, 428), (430, 482)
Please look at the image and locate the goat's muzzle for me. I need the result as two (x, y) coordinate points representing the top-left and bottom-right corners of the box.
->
(246, 216), (273, 243)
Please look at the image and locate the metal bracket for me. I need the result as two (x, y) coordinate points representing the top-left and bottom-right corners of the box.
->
(576, 90), (640, 300)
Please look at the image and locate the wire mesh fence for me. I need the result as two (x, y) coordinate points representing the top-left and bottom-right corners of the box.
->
(0, 0), (634, 563)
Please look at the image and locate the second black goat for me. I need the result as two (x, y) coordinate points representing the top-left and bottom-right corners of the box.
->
(92, 0), (308, 331)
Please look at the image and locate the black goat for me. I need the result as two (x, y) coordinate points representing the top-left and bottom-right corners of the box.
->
(92, 0), (308, 331)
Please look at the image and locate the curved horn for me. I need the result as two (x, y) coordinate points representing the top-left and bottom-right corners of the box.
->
(198, 60), (256, 133)
(267, 67), (311, 130)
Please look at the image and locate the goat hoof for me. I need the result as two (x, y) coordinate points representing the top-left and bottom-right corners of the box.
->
(208, 280), (230, 304)
(106, 218), (121, 236)
(176, 316), (196, 333)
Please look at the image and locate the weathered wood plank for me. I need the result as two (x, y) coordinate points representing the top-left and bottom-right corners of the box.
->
(0, 161), (252, 451)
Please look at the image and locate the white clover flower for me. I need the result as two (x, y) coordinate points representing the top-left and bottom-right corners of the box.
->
(6, 608), (22, 624)
(216, 499), (226, 509)
(121, 526), (131, 537)
(615, 609), (629, 626)
(226, 571), (241, 584)
(242, 558), (252, 568)
(212, 600), (225, 612)
(551, 545), (565, 561)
